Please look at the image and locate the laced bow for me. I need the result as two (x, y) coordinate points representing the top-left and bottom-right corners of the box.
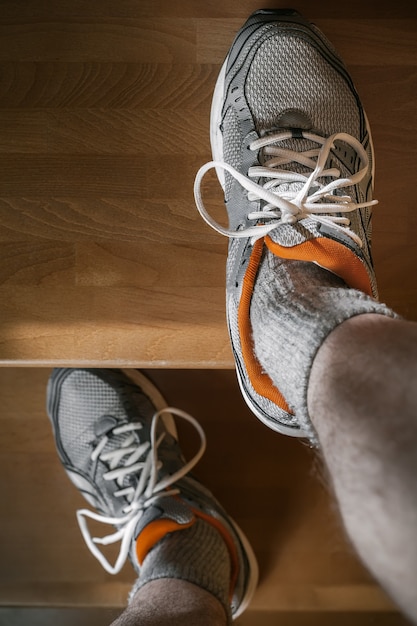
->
(194, 131), (377, 248)
(77, 408), (206, 574)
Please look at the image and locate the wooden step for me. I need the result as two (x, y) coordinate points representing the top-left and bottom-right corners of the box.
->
(0, 2), (416, 366)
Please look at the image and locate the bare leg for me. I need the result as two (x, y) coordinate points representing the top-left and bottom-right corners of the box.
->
(308, 314), (417, 622)
(110, 579), (227, 626)
(192, 5), (417, 623)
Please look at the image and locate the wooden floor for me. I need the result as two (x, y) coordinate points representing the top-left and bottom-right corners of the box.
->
(0, 1), (416, 624)
(0, 0), (416, 366)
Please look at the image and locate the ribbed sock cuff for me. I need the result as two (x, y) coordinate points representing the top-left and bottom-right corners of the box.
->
(128, 518), (232, 623)
(251, 253), (397, 444)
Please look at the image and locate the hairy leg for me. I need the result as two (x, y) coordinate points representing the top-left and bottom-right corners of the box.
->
(110, 579), (228, 626)
(308, 314), (417, 622)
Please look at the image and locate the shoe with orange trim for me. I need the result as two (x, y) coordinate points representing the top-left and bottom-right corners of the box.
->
(194, 9), (378, 438)
(47, 368), (258, 619)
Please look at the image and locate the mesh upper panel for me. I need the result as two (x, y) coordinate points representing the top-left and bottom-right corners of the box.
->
(245, 34), (360, 138)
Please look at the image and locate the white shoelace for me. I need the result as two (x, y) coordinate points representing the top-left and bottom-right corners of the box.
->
(77, 407), (206, 574)
(194, 131), (377, 248)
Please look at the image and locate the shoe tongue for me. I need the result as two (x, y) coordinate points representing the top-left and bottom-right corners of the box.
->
(258, 108), (317, 172)
(259, 132), (316, 197)
(95, 413), (184, 492)
(131, 495), (195, 566)
(258, 112), (324, 199)
(94, 414), (118, 437)
(274, 108), (313, 132)
(137, 496), (194, 533)
(261, 129), (326, 249)
(94, 413), (152, 490)
(260, 133), (318, 168)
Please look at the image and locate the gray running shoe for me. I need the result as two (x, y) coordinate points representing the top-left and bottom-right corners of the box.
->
(47, 368), (258, 619)
(194, 9), (378, 438)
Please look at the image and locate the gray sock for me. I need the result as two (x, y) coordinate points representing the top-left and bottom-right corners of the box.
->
(129, 518), (232, 623)
(250, 250), (397, 443)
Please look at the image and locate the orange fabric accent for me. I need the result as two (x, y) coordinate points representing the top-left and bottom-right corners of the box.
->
(135, 518), (195, 565)
(190, 506), (240, 602)
(238, 234), (372, 414)
(265, 235), (373, 297)
(238, 238), (292, 413)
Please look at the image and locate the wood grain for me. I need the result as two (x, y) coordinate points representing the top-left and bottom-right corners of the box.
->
(0, 3), (415, 367)
(0, 63), (216, 108)
(1, 0), (416, 19)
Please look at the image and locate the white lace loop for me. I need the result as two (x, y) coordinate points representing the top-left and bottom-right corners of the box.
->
(194, 131), (377, 248)
(77, 408), (206, 574)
